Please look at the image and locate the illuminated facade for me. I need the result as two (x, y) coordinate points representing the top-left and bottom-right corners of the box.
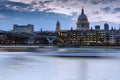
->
(58, 29), (120, 46)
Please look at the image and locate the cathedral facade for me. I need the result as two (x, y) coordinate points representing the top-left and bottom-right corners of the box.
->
(76, 7), (89, 30)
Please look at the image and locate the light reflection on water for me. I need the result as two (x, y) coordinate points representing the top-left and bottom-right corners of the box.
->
(0, 48), (120, 80)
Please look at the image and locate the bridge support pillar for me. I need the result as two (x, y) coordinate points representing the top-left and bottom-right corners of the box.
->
(46, 37), (56, 45)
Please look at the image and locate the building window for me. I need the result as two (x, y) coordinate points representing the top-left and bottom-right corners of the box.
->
(81, 23), (85, 27)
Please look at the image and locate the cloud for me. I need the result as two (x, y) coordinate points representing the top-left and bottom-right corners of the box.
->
(101, 7), (111, 12)
(90, 0), (115, 5)
(6, 0), (82, 15)
(0, 15), (5, 19)
(8, 0), (54, 4)
(90, 0), (103, 5)
(3, 0), (117, 16)
(43, 8), (56, 12)
(112, 7), (120, 13)
(58, 0), (69, 3)
(7, 0), (56, 13)
(8, 0), (34, 4)
(0, 0), (119, 24)
(91, 11), (99, 14)
(0, 0), (32, 12)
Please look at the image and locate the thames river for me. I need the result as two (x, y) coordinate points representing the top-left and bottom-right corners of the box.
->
(0, 47), (120, 80)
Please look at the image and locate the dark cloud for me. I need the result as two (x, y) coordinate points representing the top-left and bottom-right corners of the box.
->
(67, 8), (70, 9)
(43, 8), (56, 12)
(101, 7), (111, 12)
(39, 1), (45, 8)
(90, 0), (115, 5)
(58, 0), (69, 3)
(101, 0), (115, 4)
(31, 1), (46, 9)
(0, 8), (26, 17)
(112, 7), (120, 13)
(0, 0), (71, 20)
(0, 1), (33, 18)
(96, 16), (102, 19)
(0, 0), (31, 8)
(61, 6), (65, 8)
(0, 0), (55, 14)
(33, 0), (54, 4)
(43, 0), (54, 4)
(31, 0), (54, 11)
(77, 0), (87, 2)
(0, 4), (68, 20)
(0, 0), (32, 12)
(92, 11), (99, 14)
(90, 0), (103, 5)
(8, 2), (30, 8)
(118, 16), (120, 18)
(71, 12), (78, 16)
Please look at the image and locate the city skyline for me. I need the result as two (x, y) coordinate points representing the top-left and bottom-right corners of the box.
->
(0, 0), (120, 31)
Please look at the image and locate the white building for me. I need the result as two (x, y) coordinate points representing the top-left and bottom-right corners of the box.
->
(13, 24), (34, 33)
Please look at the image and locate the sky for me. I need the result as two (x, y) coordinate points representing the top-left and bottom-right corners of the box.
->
(0, 0), (120, 31)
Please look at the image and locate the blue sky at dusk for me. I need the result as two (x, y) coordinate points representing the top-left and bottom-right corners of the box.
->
(0, 0), (120, 31)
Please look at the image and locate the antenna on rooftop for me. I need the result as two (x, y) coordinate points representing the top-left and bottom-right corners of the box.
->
(81, 0), (85, 14)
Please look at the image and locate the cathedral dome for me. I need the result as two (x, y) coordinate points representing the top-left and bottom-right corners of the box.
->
(78, 7), (88, 21)
(78, 14), (88, 21)
(76, 7), (89, 30)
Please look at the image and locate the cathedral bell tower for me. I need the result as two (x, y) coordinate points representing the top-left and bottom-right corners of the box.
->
(56, 20), (61, 32)
(76, 7), (89, 30)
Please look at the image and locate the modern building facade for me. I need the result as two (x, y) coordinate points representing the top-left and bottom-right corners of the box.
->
(104, 23), (109, 31)
(58, 28), (120, 46)
(13, 24), (34, 33)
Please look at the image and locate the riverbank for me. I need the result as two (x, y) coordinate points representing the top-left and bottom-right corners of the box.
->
(0, 44), (120, 52)
(58, 45), (120, 49)
(0, 44), (120, 48)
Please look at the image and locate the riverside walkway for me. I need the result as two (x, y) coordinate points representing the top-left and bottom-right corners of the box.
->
(0, 45), (39, 48)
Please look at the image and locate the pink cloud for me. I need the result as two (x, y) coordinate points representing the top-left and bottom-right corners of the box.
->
(0, 15), (5, 19)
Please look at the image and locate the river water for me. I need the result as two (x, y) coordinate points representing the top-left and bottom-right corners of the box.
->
(0, 47), (120, 80)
